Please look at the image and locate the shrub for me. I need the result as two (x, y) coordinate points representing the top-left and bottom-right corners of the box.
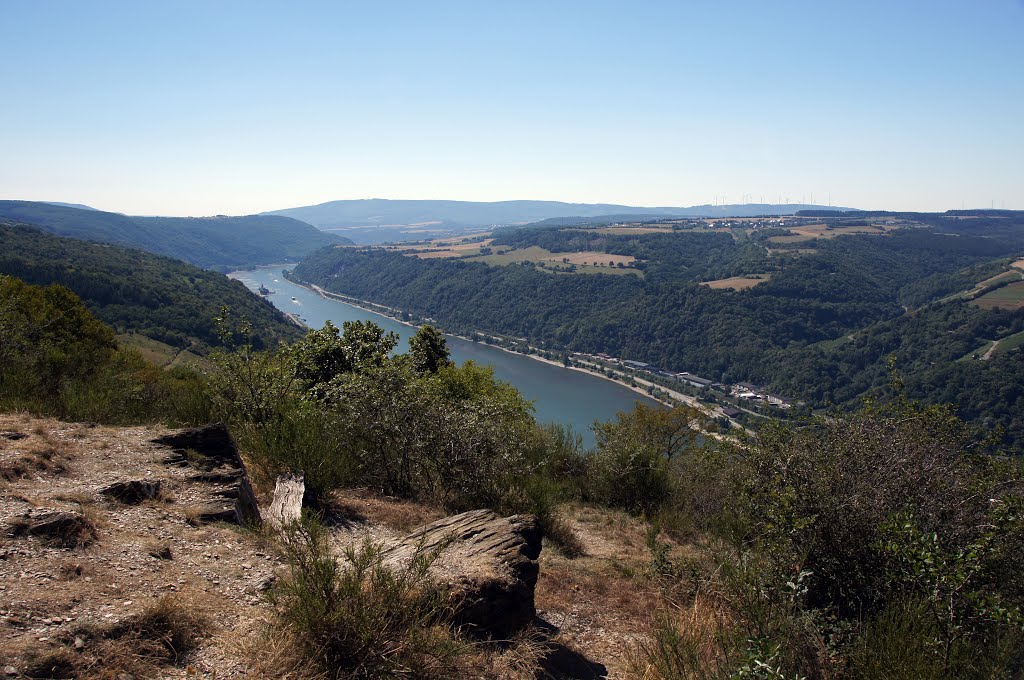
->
(271, 518), (468, 678)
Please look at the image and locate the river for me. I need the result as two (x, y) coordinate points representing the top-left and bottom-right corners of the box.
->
(229, 265), (658, 447)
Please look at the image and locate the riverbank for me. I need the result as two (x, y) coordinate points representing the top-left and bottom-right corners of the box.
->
(288, 275), (740, 432)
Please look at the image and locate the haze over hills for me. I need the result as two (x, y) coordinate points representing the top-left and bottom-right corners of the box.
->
(265, 199), (854, 244)
(0, 201), (351, 270)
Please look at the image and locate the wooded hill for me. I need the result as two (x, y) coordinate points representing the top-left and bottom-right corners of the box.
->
(0, 201), (351, 270)
(0, 220), (302, 352)
(293, 211), (1024, 449)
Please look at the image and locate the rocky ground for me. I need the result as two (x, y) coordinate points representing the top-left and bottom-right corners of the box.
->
(0, 414), (673, 678)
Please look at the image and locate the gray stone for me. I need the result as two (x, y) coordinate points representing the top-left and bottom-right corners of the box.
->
(7, 510), (96, 548)
(384, 509), (542, 638)
(100, 479), (162, 504)
(154, 423), (261, 526)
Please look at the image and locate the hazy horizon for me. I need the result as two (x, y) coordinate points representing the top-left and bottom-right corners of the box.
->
(2, 1), (1021, 216)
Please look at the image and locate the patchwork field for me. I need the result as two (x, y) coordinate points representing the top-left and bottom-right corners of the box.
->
(973, 280), (1024, 310)
(553, 251), (636, 266)
(701, 274), (772, 290)
(768, 222), (890, 244)
(594, 226), (674, 235)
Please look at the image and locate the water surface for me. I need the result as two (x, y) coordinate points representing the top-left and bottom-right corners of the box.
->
(230, 265), (658, 447)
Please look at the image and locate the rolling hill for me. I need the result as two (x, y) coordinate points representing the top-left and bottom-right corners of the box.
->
(0, 220), (303, 353)
(0, 201), (351, 270)
(265, 199), (853, 244)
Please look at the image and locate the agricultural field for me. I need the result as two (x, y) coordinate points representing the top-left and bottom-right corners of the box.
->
(973, 280), (1024, 310)
(594, 226), (675, 235)
(1012, 259), (1024, 270)
(767, 222), (893, 244)
(464, 246), (640, 275)
(701, 274), (772, 290)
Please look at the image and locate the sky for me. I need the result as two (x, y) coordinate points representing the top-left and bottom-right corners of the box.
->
(1, 1), (1022, 216)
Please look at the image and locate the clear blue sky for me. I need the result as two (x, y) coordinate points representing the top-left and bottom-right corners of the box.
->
(1, 1), (1021, 215)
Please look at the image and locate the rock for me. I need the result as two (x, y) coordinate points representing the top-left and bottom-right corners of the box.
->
(384, 509), (542, 638)
(153, 423), (261, 526)
(74, 636), (85, 649)
(148, 543), (172, 560)
(7, 510), (96, 548)
(100, 480), (162, 504)
(152, 423), (238, 470)
(4, 666), (17, 676)
(266, 473), (305, 530)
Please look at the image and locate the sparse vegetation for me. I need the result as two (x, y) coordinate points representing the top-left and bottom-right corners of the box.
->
(270, 519), (469, 678)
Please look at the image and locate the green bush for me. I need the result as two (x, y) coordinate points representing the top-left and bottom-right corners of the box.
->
(271, 518), (467, 678)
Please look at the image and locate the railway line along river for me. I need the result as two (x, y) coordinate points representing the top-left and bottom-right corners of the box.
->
(230, 265), (658, 448)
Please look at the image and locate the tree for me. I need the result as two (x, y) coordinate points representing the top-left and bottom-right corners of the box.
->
(408, 325), (452, 374)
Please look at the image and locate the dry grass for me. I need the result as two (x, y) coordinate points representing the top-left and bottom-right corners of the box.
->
(594, 226), (675, 235)
(700, 274), (772, 291)
(546, 251), (637, 266)
(0, 436), (71, 481)
(1012, 259), (1024, 271)
(330, 489), (446, 533)
(20, 596), (211, 679)
(973, 281), (1024, 310)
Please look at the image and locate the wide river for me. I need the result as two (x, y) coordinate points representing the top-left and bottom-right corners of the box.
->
(229, 265), (658, 448)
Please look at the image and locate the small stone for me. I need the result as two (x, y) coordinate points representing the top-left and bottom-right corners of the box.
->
(241, 563), (252, 570)
(4, 666), (18, 676)
(74, 636), (85, 649)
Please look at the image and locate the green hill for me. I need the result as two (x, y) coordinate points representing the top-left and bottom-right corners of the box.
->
(0, 220), (302, 351)
(0, 201), (351, 270)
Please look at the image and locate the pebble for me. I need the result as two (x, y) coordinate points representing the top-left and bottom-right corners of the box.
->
(74, 636), (85, 649)
(4, 666), (17, 676)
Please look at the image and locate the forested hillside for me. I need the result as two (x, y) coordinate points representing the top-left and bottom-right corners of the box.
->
(0, 221), (302, 351)
(0, 201), (351, 270)
(293, 211), (1024, 449)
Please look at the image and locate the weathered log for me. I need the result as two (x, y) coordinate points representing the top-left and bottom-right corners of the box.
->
(266, 473), (305, 530)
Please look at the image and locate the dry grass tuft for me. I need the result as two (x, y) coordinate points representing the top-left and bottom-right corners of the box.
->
(68, 596), (210, 677)
(331, 489), (445, 533)
(0, 439), (71, 481)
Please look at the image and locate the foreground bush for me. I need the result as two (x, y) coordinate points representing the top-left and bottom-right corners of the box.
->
(271, 519), (468, 678)
(635, 398), (1024, 679)
(0, 275), (212, 426)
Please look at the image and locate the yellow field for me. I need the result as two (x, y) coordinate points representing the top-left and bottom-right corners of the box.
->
(551, 251), (636, 266)
(1012, 259), (1024, 270)
(701, 274), (772, 290)
(973, 281), (1024, 310)
(789, 223), (886, 238)
(594, 226), (674, 235)
(414, 249), (467, 259)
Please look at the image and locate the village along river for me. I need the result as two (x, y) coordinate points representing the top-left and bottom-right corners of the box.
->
(230, 265), (659, 448)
